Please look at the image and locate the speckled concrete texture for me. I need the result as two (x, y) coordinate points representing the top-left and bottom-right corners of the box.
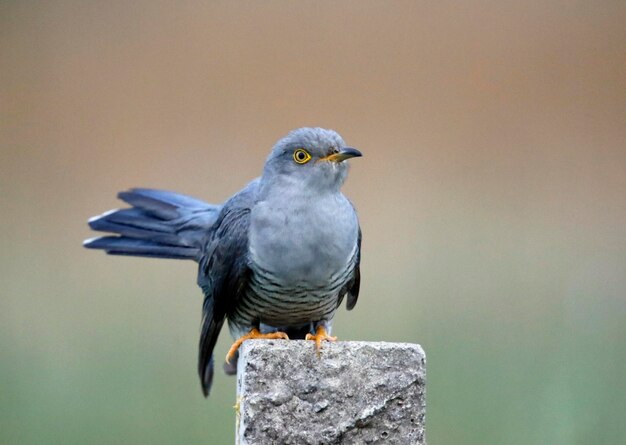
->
(236, 340), (426, 444)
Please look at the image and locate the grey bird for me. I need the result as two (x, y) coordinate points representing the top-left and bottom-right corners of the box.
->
(84, 127), (362, 396)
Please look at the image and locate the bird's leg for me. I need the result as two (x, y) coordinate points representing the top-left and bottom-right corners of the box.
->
(305, 325), (337, 356)
(225, 328), (289, 364)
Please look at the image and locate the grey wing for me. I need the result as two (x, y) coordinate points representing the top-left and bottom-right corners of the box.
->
(346, 227), (362, 310)
(196, 181), (258, 397)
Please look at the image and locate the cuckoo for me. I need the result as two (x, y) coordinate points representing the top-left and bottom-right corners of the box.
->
(84, 128), (362, 396)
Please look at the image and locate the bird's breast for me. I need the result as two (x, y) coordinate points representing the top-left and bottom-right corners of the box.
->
(249, 193), (358, 287)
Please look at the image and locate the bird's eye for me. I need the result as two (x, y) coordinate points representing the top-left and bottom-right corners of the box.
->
(293, 149), (312, 164)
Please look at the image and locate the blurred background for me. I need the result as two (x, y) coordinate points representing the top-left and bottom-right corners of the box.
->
(1, 1), (625, 444)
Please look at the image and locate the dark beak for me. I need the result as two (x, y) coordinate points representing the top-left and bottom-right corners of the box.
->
(321, 147), (363, 163)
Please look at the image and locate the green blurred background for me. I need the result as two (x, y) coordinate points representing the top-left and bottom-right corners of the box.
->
(1, 1), (625, 444)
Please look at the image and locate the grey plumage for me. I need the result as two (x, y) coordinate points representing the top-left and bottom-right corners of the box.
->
(85, 128), (362, 396)
(86, 188), (220, 259)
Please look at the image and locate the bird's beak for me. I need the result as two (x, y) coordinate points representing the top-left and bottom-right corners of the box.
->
(319, 147), (363, 163)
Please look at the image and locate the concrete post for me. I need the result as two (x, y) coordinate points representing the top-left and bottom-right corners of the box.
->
(236, 340), (426, 444)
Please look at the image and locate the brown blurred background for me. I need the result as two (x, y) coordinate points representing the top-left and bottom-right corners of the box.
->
(1, 1), (625, 444)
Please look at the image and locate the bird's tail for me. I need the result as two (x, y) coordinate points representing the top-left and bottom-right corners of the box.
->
(84, 188), (220, 261)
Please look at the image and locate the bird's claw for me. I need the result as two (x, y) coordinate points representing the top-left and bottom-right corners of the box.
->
(306, 326), (337, 357)
(225, 328), (289, 364)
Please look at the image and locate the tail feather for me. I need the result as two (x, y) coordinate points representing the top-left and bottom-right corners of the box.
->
(88, 210), (182, 246)
(96, 207), (176, 232)
(118, 188), (211, 218)
(84, 188), (220, 261)
(84, 236), (199, 259)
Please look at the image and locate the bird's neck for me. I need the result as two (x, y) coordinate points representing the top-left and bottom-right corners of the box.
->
(259, 174), (341, 202)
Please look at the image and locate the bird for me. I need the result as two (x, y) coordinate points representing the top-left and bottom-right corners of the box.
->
(84, 127), (362, 396)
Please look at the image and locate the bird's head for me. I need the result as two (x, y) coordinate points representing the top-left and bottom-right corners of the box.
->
(262, 127), (362, 192)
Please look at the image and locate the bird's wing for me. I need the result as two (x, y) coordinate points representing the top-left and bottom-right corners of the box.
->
(346, 226), (362, 310)
(196, 180), (258, 396)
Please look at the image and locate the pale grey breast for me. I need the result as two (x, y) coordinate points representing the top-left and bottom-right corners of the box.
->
(234, 192), (359, 329)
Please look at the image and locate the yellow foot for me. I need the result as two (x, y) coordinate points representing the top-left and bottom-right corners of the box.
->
(305, 326), (337, 356)
(225, 328), (289, 364)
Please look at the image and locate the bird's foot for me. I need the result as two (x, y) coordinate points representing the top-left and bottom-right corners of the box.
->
(305, 326), (337, 357)
(225, 328), (289, 364)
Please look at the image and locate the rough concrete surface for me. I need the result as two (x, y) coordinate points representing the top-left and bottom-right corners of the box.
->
(236, 340), (426, 445)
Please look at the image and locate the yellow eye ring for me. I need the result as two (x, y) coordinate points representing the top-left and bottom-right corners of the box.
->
(293, 149), (312, 164)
